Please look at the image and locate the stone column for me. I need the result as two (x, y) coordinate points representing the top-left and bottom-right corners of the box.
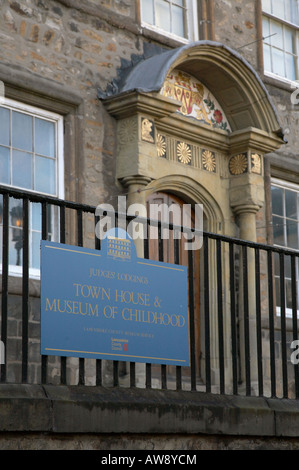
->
(229, 158), (265, 393)
(121, 175), (152, 258)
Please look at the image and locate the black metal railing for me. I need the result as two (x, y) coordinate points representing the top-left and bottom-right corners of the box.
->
(0, 185), (299, 399)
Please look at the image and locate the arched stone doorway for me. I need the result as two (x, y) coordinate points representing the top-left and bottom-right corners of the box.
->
(100, 41), (285, 389)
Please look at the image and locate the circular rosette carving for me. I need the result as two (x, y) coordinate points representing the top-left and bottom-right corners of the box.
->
(229, 153), (248, 175)
(202, 150), (216, 172)
(177, 142), (192, 165)
(118, 118), (138, 144)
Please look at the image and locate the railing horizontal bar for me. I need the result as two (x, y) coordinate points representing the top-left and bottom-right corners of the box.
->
(1, 185), (299, 255)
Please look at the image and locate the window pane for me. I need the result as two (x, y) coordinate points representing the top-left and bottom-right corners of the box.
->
(286, 0), (299, 24)
(271, 20), (283, 48)
(9, 199), (23, 267)
(0, 107), (10, 146)
(9, 227), (22, 266)
(263, 16), (270, 39)
(32, 202), (41, 232)
(285, 28), (295, 53)
(141, 0), (154, 24)
(32, 231), (41, 269)
(172, 5), (185, 37)
(273, 215), (285, 245)
(12, 150), (32, 189)
(285, 255), (292, 278)
(12, 111), (33, 152)
(272, 0), (285, 19)
(287, 218), (299, 249)
(0, 146), (10, 185)
(263, 43), (272, 72)
(156, 0), (171, 32)
(285, 189), (298, 218)
(285, 53), (296, 80)
(35, 118), (55, 157)
(262, 0), (271, 14)
(272, 48), (285, 76)
(35, 155), (56, 195)
(272, 185), (284, 216)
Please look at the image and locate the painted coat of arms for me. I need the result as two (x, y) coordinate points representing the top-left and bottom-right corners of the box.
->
(161, 69), (230, 133)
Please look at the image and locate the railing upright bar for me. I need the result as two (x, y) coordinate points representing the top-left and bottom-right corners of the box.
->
(188, 248), (196, 391)
(204, 234), (211, 393)
(291, 255), (299, 399)
(174, 234), (182, 391)
(158, 221), (167, 390)
(21, 198), (29, 384)
(113, 361), (119, 387)
(143, 220), (151, 389)
(242, 245), (251, 396)
(145, 364), (151, 389)
(1, 194), (9, 383)
(267, 250), (276, 397)
(229, 242), (238, 395)
(216, 239), (225, 394)
(41, 201), (48, 384)
(59, 205), (67, 385)
(279, 253), (288, 398)
(255, 247), (263, 397)
(94, 212), (102, 387)
(95, 360), (102, 387)
(130, 362), (136, 388)
(77, 209), (85, 386)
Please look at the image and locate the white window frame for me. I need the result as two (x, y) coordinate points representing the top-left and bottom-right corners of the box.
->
(262, 0), (299, 85)
(0, 98), (64, 279)
(140, 0), (199, 44)
(271, 178), (299, 317)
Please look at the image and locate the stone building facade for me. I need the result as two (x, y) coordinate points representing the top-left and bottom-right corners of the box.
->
(1, 0), (299, 450)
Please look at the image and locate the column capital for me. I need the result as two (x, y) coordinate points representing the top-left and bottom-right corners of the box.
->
(232, 203), (261, 216)
(121, 175), (153, 189)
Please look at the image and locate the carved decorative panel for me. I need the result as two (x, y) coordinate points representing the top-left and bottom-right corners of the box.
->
(229, 153), (248, 175)
(160, 69), (231, 133)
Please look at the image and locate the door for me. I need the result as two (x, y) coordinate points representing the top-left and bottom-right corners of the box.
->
(146, 192), (201, 381)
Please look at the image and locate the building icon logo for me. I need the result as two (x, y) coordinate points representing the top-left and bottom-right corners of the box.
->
(102, 228), (135, 262)
(106, 235), (132, 261)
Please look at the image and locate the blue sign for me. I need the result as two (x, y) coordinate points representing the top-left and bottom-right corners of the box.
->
(40, 229), (189, 366)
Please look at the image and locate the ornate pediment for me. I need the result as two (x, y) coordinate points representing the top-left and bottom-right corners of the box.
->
(160, 69), (231, 133)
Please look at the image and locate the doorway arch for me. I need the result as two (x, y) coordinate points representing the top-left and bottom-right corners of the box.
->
(101, 40), (285, 389)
